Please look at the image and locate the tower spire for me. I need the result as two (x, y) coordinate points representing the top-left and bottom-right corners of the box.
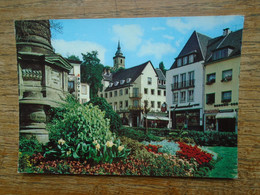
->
(113, 40), (125, 69)
(115, 40), (123, 56)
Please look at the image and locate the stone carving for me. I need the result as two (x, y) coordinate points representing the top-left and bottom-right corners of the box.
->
(22, 68), (42, 81)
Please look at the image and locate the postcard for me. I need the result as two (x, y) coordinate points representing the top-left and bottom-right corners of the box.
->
(17, 15), (244, 178)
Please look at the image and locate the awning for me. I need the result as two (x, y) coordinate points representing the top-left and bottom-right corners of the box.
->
(145, 116), (169, 121)
(145, 116), (157, 120)
(216, 112), (236, 119)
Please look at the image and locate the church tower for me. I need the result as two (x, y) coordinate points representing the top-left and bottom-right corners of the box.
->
(113, 41), (125, 70)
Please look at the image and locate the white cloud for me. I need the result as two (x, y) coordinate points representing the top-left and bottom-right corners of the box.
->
(175, 39), (182, 47)
(51, 39), (106, 64)
(152, 27), (166, 31)
(138, 40), (176, 60)
(163, 35), (175, 40)
(166, 16), (237, 34)
(112, 24), (144, 51)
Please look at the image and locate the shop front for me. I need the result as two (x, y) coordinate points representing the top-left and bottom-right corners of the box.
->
(172, 109), (201, 131)
(204, 110), (237, 132)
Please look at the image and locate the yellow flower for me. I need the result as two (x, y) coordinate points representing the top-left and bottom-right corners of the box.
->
(66, 150), (71, 156)
(106, 141), (114, 148)
(118, 145), (124, 152)
(93, 140), (98, 144)
(95, 144), (100, 150)
(58, 138), (65, 145)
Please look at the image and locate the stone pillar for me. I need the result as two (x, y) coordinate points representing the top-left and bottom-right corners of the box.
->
(16, 20), (72, 143)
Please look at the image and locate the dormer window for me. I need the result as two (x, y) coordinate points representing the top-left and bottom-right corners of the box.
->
(177, 58), (182, 67)
(120, 80), (125, 85)
(126, 78), (132, 83)
(114, 81), (119, 86)
(213, 47), (233, 61)
(183, 56), (188, 65)
(109, 83), (113, 87)
(188, 54), (194, 63)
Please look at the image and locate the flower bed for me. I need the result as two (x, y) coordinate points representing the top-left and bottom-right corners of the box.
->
(20, 139), (216, 177)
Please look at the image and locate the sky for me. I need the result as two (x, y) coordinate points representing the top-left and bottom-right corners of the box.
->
(51, 15), (244, 70)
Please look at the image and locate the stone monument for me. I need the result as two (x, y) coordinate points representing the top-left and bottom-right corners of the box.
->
(16, 20), (72, 143)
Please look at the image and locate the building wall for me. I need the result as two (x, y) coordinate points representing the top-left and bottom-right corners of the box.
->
(204, 57), (240, 110)
(68, 62), (90, 104)
(139, 62), (166, 112)
(166, 60), (204, 111)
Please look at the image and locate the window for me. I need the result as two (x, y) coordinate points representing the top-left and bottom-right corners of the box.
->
(69, 67), (74, 75)
(213, 48), (228, 60)
(173, 92), (178, 103)
(126, 78), (132, 83)
(164, 90), (166, 96)
(109, 83), (113, 87)
(222, 91), (232, 102)
(144, 88), (148, 94)
(133, 88), (139, 97)
(114, 81), (119, 86)
(180, 91), (186, 103)
(151, 101), (155, 108)
(81, 84), (87, 95)
(125, 88), (128, 95)
(188, 90), (194, 102)
(120, 101), (123, 108)
(100, 94), (103, 98)
(148, 77), (152, 85)
(133, 100), (139, 107)
(206, 73), (216, 84)
(180, 73), (186, 88)
(158, 90), (161, 96)
(157, 101), (161, 108)
(173, 75), (178, 89)
(188, 71), (194, 87)
(206, 93), (215, 104)
(189, 54), (194, 63)
(183, 56), (188, 65)
(114, 102), (118, 110)
(119, 89), (123, 96)
(114, 90), (117, 97)
(120, 80), (125, 85)
(109, 92), (112, 97)
(222, 69), (232, 82)
(177, 58), (182, 67)
(151, 89), (155, 95)
(144, 100), (148, 107)
(105, 93), (108, 98)
(125, 100), (128, 108)
(68, 81), (75, 93)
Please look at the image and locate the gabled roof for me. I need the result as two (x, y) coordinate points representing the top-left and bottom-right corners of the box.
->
(205, 29), (243, 63)
(155, 68), (166, 81)
(170, 31), (211, 69)
(105, 61), (153, 91)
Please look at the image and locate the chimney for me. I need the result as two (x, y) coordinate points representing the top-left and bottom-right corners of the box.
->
(223, 28), (231, 36)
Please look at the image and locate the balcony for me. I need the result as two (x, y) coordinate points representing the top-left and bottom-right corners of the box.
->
(129, 93), (142, 99)
(128, 105), (143, 111)
(171, 79), (195, 90)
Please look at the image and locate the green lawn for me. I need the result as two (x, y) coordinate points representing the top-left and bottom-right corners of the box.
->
(207, 146), (238, 178)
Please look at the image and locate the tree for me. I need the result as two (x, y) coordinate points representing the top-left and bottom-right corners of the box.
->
(86, 97), (122, 133)
(81, 51), (104, 99)
(159, 61), (166, 75)
(67, 55), (80, 61)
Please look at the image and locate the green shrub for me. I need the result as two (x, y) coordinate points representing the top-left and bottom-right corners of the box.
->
(46, 95), (129, 163)
(117, 127), (161, 142)
(86, 97), (122, 133)
(19, 135), (43, 154)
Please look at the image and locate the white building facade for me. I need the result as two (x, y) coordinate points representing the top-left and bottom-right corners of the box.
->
(166, 31), (211, 130)
(68, 59), (90, 104)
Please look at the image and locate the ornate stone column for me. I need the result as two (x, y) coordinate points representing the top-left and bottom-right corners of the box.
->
(16, 20), (72, 143)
